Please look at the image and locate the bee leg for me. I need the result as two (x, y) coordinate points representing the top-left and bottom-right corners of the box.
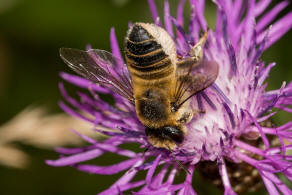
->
(177, 110), (193, 124)
(189, 30), (208, 61)
(176, 58), (200, 70)
(177, 108), (205, 124)
(192, 108), (206, 119)
(176, 30), (208, 72)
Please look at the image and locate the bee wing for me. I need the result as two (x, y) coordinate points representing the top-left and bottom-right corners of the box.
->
(174, 60), (219, 107)
(60, 48), (134, 102)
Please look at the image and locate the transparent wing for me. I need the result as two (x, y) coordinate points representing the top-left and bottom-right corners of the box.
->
(174, 60), (219, 108)
(60, 48), (134, 102)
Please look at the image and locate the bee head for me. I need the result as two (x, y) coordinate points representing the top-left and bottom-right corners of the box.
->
(145, 125), (184, 144)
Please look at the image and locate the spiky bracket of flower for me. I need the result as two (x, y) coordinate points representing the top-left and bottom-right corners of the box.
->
(47, 0), (292, 194)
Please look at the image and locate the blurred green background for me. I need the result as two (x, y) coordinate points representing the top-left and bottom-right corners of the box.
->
(0, 0), (291, 194)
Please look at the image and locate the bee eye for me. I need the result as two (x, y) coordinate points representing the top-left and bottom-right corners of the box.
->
(145, 126), (184, 144)
(162, 126), (184, 144)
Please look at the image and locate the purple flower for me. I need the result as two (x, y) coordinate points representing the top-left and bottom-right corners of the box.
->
(47, 0), (292, 194)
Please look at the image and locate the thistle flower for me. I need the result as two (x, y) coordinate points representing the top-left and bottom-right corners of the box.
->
(47, 0), (292, 194)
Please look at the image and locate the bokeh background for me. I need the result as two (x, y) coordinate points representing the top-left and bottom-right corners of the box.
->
(0, 0), (291, 194)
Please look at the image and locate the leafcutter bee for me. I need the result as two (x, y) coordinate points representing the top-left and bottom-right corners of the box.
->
(60, 23), (218, 151)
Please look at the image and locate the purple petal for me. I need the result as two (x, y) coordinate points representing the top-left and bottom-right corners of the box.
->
(257, 12), (292, 50)
(234, 140), (264, 156)
(163, 0), (173, 37)
(225, 40), (237, 76)
(111, 159), (144, 189)
(110, 27), (124, 65)
(147, 0), (161, 26)
(166, 166), (177, 184)
(93, 127), (143, 139)
(261, 173), (280, 195)
(255, 0), (272, 16)
(93, 141), (138, 158)
(245, 110), (270, 148)
(201, 91), (217, 110)
(258, 62), (276, 85)
(98, 180), (145, 195)
(176, 0), (186, 27)
(196, 93), (204, 113)
(256, 1), (289, 33)
(60, 72), (110, 93)
(146, 154), (161, 185)
(223, 103), (235, 129)
(218, 158), (237, 195)
(242, 0), (255, 50)
(46, 148), (104, 166)
(181, 166), (195, 195)
(71, 129), (97, 144)
(188, 3), (199, 43)
(76, 158), (140, 175)
(59, 101), (94, 123)
(211, 83), (231, 104)
(171, 17), (190, 52)
(190, 0), (207, 31)
(55, 137), (122, 155)
(148, 164), (169, 189)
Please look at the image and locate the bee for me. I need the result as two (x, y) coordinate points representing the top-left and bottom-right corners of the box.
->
(60, 23), (218, 151)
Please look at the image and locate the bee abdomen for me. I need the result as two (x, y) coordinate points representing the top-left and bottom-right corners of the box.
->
(126, 24), (170, 68)
(126, 25), (162, 55)
(126, 39), (162, 56)
(126, 48), (167, 66)
(128, 24), (152, 43)
(132, 65), (174, 80)
(127, 57), (171, 72)
(125, 23), (174, 82)
(125, 48), (172, 79)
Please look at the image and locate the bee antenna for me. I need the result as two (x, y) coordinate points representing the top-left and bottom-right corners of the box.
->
(168, 147), (190, 175)
(176, 90), (202, 109)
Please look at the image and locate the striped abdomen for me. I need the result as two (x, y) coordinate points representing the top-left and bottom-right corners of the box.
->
(125, 24), (175, 88)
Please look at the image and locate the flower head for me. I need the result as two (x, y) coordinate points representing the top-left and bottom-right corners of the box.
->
(47, 0), (292, 194)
